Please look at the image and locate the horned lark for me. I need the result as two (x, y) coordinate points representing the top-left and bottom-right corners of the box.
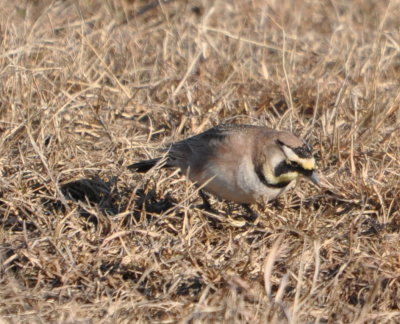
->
(128, 124), (319, 206)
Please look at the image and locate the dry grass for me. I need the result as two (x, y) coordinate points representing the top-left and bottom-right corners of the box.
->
(0, 0), (399, 323)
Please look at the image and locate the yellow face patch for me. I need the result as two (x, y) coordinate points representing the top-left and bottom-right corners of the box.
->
(275, 171), (299, 183)
(262, 167), (299, 185)
(282, 146), (315, 170)
(297, 157), (315, 170)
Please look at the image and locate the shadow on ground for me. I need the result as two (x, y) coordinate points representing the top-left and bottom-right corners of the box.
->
(60, 176), (175, 226)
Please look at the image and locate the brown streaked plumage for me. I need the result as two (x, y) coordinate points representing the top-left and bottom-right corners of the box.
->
(128, 124), (319, 206)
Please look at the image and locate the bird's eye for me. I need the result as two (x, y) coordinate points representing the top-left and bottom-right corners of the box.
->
(293, 145), (312, 159)
(287, 160), (300, 167)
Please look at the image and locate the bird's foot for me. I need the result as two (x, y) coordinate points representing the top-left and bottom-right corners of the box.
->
(240, 204), (259, 222)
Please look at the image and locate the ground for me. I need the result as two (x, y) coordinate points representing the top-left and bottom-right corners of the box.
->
(0, 0), (399, 323)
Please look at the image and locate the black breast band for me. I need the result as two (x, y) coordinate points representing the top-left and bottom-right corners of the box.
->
(254, 166), (291, 188)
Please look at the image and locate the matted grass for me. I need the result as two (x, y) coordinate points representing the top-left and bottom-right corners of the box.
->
(0, 0), (399, 323)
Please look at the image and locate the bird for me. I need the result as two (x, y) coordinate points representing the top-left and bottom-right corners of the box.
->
(128, 124), (319, 210)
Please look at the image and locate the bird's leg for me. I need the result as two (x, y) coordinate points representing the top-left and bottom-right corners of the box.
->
(198, 189), (213, 211)
(241, 204), (259, 221)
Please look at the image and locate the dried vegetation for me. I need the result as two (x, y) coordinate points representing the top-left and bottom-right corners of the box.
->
(0, 0), (399, 323)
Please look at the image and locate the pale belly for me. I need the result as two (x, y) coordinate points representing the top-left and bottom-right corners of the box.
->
(189, 160), (293, 204)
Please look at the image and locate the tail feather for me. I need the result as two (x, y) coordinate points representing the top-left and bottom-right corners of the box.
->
(127, 158), (162, 173)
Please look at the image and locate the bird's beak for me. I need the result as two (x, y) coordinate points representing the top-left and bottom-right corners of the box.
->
(308, 171), (320, 187)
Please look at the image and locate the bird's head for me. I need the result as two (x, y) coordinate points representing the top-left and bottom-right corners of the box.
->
(257, 132), (319, 188)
